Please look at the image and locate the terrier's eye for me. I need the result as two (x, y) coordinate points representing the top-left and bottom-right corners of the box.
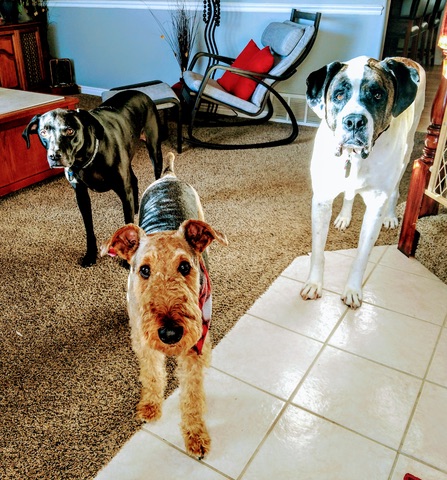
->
(373, 92), (382, 100)
(139, 265), (150, 279)
(65, 128), (75, 136)
(178, 261), (191, 276)
(335, 92), (344, 102)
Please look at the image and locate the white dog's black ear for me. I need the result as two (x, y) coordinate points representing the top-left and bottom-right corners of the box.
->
(22, 114), (41, 148)
(306, 62), (344, 119)
(380, 58), (420, 118)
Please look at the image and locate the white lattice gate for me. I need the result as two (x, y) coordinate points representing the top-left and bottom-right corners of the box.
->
(426, 107), (447, 208)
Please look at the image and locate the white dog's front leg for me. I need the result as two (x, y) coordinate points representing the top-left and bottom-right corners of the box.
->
(383, 159), (408, 229)
(301, 197), (333, 301)
(382, 186), (399, 229)
(343, 192), (387, 308)
(334, 195), (354, 230)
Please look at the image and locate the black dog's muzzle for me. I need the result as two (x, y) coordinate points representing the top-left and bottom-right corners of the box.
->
(48, 152), (65, 168)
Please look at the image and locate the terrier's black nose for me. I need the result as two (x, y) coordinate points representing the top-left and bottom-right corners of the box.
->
(158, 321), (183, 344)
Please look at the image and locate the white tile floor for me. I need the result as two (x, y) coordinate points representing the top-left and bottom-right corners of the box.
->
(95, 245), (447, 480)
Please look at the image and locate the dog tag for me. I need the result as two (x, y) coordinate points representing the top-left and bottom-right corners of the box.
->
(344, 158), (351, 178)
(65, 168), (78, 185)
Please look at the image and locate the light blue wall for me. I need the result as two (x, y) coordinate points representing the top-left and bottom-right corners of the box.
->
(46, 1), (390, 95)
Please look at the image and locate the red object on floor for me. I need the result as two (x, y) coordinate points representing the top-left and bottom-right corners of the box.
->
(171, 81), (183, 98)
(404, 474), (422, 480)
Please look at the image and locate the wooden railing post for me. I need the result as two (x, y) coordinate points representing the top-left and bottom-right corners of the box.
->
(398, 8), (447, 256)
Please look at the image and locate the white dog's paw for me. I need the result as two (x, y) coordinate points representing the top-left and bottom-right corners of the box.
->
(341, 288), (362, 309)
(382, 216), (399, 229)
(300, 282), (322, 301)
(334, 214), (351, 231)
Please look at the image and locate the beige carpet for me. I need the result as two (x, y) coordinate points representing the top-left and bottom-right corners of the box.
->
(414, 208), (447, 282)
(0, 95), (424, 479)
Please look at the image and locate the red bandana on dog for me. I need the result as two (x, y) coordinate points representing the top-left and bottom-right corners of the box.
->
(192, 260), (212, 355)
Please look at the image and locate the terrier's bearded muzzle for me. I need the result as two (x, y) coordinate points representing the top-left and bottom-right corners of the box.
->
(158, 318), (184, 344)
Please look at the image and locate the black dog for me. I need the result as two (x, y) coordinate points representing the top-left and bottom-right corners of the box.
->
(23, 90), (163, 267)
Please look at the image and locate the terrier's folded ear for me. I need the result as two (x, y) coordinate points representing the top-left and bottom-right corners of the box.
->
(179, 219), (228, 253)
(100, 224), (144, 261)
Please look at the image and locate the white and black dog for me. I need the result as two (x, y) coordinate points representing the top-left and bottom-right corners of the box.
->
(300, 56), (425, 308)
(22, 90), (163, 267)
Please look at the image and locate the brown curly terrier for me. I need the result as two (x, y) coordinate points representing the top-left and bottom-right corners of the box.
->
(101, 153), (228, 459)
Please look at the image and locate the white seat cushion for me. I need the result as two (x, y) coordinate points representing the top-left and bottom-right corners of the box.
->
(182, 71), (263, 114)
(101, 83), (179, 110)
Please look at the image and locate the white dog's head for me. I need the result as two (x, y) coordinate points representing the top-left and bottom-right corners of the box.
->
(306, 56), (421, 158)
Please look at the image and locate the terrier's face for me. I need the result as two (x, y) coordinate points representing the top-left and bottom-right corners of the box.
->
(129, 231), (204, 356)
(102, 220), (228, 356)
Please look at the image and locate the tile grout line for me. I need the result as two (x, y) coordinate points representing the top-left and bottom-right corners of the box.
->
(243, 311), (326, 343)
(245, 308), (440, 382)
(139, 425), (235, 479)
(234, 302), (352, 479)
(387, 317), (447, 479)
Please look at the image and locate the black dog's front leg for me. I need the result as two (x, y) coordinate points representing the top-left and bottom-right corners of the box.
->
(114, 172), (137, 224)
(112, 184), (136, 271)
(73, 182), (97, 267)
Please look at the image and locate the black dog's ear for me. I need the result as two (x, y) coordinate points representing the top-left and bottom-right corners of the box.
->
(74, 109), (105, 141)
(22, 114), (41, 149)
(379, 58), (420, 117)
(306, 62), (345, 119)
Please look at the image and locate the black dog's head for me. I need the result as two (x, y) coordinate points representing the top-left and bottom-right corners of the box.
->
(22, 108), (104, 169)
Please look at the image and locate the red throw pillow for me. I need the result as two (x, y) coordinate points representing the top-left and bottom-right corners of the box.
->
(218, 39), (260, 92)
(218, 40), (274, 101)
(232, 46), (274, 100)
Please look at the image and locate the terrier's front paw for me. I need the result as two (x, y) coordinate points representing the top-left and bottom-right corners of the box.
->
(137, 401), (162, 422)
(182, 425), (211, 460)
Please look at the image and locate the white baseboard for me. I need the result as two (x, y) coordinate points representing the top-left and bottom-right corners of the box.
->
(79, 85), (105, 96)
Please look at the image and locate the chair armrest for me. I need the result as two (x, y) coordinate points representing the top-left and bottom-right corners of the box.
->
(188, 51), (236, 70)
(207, 64), (287, 83)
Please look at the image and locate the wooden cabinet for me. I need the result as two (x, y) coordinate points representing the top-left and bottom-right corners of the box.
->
(0, 22), (47, 91)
